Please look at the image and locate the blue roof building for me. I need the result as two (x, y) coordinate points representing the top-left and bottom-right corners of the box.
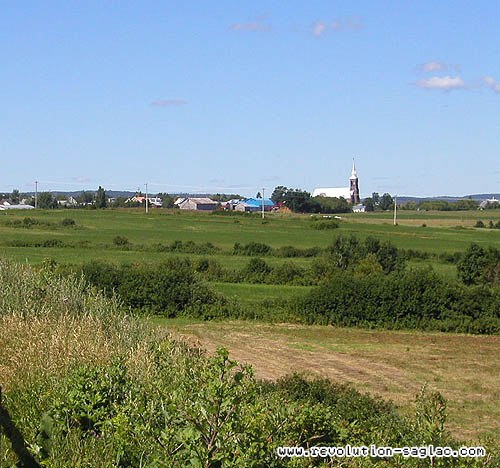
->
(244, 198), (275, 208)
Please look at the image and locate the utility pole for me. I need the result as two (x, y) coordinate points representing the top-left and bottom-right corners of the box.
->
(35, 180), (38, 209)
(145, 183), (149, 214)
(393, 195), (397, 225)
(262, 188), (265, 219)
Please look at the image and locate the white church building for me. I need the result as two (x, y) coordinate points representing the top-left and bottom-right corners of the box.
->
(312, 160), (360, 204)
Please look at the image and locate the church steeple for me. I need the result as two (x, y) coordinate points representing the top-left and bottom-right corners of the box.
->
(350, 158), (358, 180)
(349, 158), (360, 204)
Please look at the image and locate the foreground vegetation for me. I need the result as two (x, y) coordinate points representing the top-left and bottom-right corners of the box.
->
(1, 261), (498, 467)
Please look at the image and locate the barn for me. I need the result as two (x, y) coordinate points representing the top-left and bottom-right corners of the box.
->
(175, 197), (218, 211)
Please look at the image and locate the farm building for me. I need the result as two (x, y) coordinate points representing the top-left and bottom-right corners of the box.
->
(238, 198), (275, 212)
(175, 197), (218, 211)
(0, 204), (34, 210)
(235, 202), (254, 212)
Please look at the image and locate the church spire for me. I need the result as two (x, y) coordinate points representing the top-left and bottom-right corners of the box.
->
(350, 157), (358, 180)
(349, 158), (360, 204)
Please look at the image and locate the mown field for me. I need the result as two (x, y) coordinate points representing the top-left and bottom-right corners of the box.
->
(161, 318), (500, 443)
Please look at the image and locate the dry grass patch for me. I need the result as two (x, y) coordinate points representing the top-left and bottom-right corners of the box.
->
(164, 319), (500, 443)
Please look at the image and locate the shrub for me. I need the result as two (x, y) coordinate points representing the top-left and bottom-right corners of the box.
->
(475, 220), (485, 228)
(269, 262), (304, 284)
(233, 242), (272, 256)
(242, 258), (271, 279)
(22, 217), (40, 227)
(310, 220), (339, 230)
(113, 235), (130, 246)
(60, 218), (76, 227)
(78, 259), (235, 318)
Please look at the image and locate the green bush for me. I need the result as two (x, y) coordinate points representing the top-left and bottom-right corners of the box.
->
(79, 259), (236, 318)
(295, 267), (500, 333)
(310, 220), (339, 230)
(233, 241), (273, 256)
(113, 235), (129, 246)
(60, 218), (76, 226)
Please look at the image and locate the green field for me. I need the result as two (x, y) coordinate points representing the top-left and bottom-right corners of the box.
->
(210, 282), (313, 304)
(1, 208), (500, 268)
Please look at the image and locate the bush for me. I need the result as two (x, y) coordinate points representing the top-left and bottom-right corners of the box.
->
(60, 218), (76, 227)
(242, 258), (271, 282)
(310, 220), (339, 230)
(475, 220), (485, 228)
(79, 259), (236, 318)
(269, 262), (304, 284)
(113, 235), (130, 246)
(233, 241), (272, 256)
(294, 267), (500, 333)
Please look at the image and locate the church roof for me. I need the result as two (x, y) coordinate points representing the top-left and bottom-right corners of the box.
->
(312, 187), (352, 199)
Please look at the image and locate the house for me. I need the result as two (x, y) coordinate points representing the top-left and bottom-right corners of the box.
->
(125, 196), (162, 207)
(479, 198), (500, 210)
(352, 204), (366, 213)
(148, 197), (163, 208)
(222, 199), (244, 210)
(58, 196), (78, 207)
(234, 202), (255, 212)
(175, 197), (218, 211)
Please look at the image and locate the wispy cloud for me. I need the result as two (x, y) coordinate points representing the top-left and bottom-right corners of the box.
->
(419, 61), (460, 73)
(229, 22), (272, 32)
(484, 76), (500, 93)
(209, 178), (225, 184)
(415, 76), (467, 91)
(72, 176), (91, 183)
(229, 13), (272, 32)
(151, 99), (186, 106)
(261, 175), (280, 182)
(311, 16), (363, 36)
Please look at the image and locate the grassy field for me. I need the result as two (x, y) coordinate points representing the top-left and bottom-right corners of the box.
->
(1, 208), (500, 267)
(210, 282), (313, 304)
(161, 318), (500, 444)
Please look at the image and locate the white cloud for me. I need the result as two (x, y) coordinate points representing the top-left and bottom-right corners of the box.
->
(229, 22), (271, 32)
(415, 76), (466, 91)
(311, 16), (364, 36)
(151, 99), (186, 106)
(72, 176), (91, 183)
(484, 76), (500, 93)
(312, 21), (327, 36)
(421, 61), (447, 72)
(419, 61), (460, 73)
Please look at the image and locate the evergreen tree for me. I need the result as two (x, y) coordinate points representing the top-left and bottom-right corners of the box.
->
(96, 186), (107, 209)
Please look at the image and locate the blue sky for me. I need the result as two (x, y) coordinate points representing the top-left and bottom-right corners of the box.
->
(1, 1), (499, 197)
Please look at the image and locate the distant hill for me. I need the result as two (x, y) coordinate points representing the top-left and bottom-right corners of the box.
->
(396, 194), (500, 204)
(12, 191), (231, 198)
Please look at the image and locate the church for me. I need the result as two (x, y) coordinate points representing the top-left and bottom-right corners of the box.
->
(312, 160), (360, 204)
